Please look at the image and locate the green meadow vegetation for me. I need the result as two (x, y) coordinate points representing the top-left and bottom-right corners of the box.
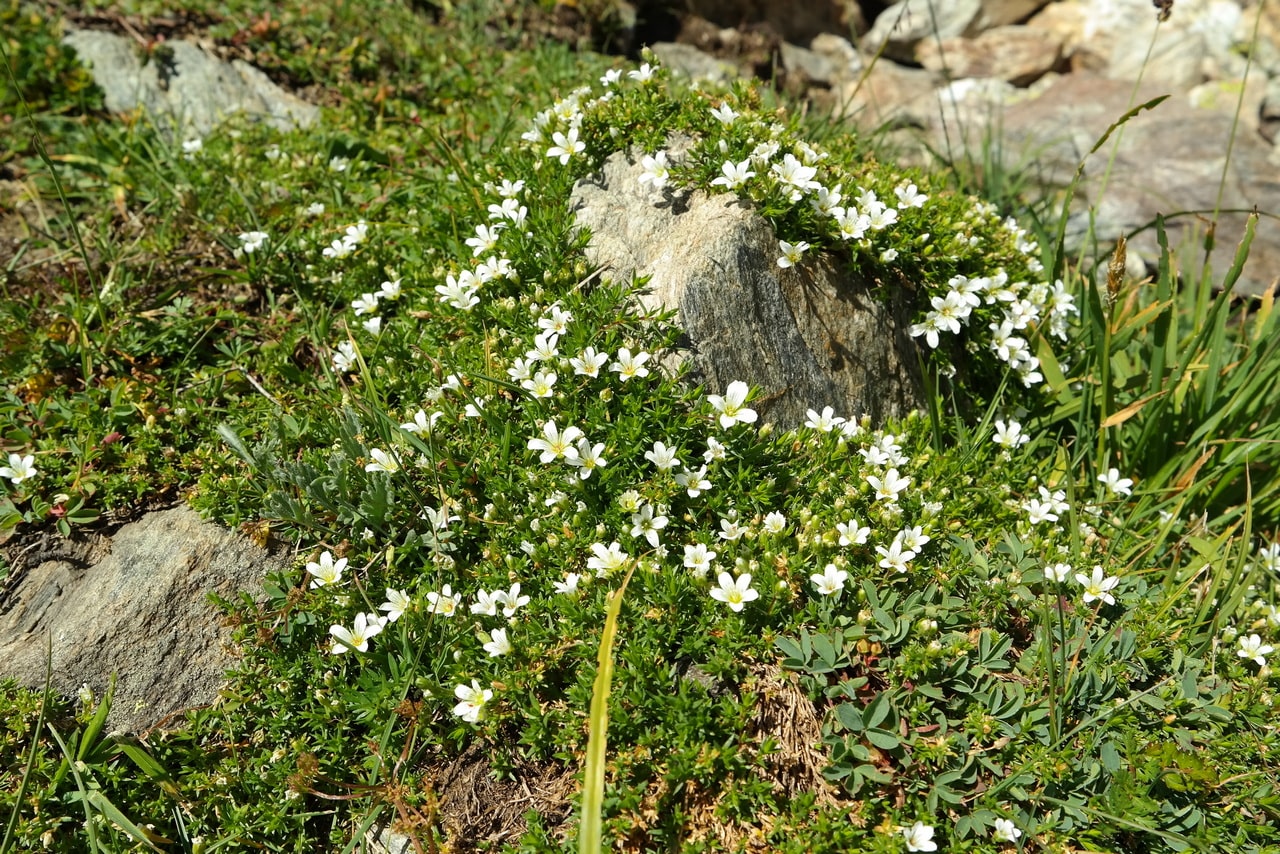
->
(3, 1), (1280, 851)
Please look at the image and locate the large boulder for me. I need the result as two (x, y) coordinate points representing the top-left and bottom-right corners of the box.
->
(862, 0), (1052, 63)
(569, 145), (926, 431)
(62, 28), (319, 138)
(0, 506), (287, 733)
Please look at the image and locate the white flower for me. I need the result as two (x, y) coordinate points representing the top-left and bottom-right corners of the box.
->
(522, 370), (558, 399)
(683, 543), (718, 577)
(811, 563), (847, 596)
(630, 505), (669, 549)
(554, 573), (584, 595)
(528, 420), (584, 463)
(628, 62), (655, 82)
(306, 202), (325, 216)
(470, 589), (501, 617)
(538, 304), (573, 335)
(570, 347), (609, 378)
(1098, 467), (1134, 497)
(894, 182), (928, 208)
(465, 223), (505, 256)
(804, 406), (846, 432)
(401, 409), (442, 435)
(898, 525), (930, 552)
(328, 156), (349, 172)
(992, 818), (1022, 842)
(426, 585), (462, 616)
(547, 127), (585, 164)
(777, 239), (810, 269)
(332, 341), (357, 373)
(836, 208), (870, 241)
(1076, 565), (1120, 605)
(638, 151), (670, 191)
(181, 137), (203, 157)
(0, 453), (38, 485)
(866, 468), (911, 504)
(361, 316), (382, 336)
(493, 582), (530, 618)
(675, 465), (712, 497)
(377, 279), (401, 301)
(707, 381), (758, 429)
(609, 347), (651, 381)
(1024, 498), (1058, 525)
(902, 821), (937, 852)
(452, 680), (492, 723)
(1044, 562), (1072, 583)
(306, 551), (348, 588)
(710, 159), (754, 190)
(483, 628), (513, 657)
(710, 572), (759, 612)
(718, 516), (747, 541)
(351, 292), (380, 316)
(763, 512), (788, 534)
(992, 419), (1030, 448)
(710, 103), (738, 125)
(1238, 633), (1274, 666)
(364, 448), (400, 474)
(379, 589), (412, 623)
(645, 441), (681, 472)
(330, 612), (383, 654)
(588, 541), (630, 577)
(435, 272), (480, 311)
(568, 438), (607, 479)
(770, 153), (819, 198)
(526, 332), (561, 362)
(236, 231), (268, 254)
(600, 68), (623, 86)
(704, 438), (726, 462)
(836, 519), (870, 546)
(876, 537), (917, 573)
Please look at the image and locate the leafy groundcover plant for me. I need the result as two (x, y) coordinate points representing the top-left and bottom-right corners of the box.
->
(3, 30), (1280, 854)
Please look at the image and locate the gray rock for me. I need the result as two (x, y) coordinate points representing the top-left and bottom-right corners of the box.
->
(930, 74), (1280, 295)
(915, 25), (1063, 87)
(831, 60), (941, 129)
(862, 0), (1049, 62)
(62, 28), (319, 138)
(809, 33), (865, 82)
(0, 506), (287, 733)
(650, 42), (741, 85)
(1261, 76), (1280, 144)
(781, 42), (838, 87)
(569, 144), (925, 431)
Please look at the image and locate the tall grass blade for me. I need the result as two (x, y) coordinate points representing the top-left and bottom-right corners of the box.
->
(579, 566), (634, 854)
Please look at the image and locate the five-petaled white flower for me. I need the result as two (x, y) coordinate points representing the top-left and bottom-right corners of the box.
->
(453, 680), (493, 723)
(718, 516), (747, 541)
(710, 103), (738, 125)
(522, 370), (558, 399)
(587, 541), (630, 577)
(554, 572), (583, 595)
(710, 159), (754, 190)
(330, 612), (383, 654)
(683, 543), (718, 577)
(777, 239), (811, 269)
(836, 519), (870, 546)
(675, 465), (713, 497)
(528, 420), (583, 463)
(902, 821), (937, 852)
(364, 448), (401, 473)
(710, 571), (759, 612)
(992, 817), (1022, 842)
(866, 468), (911, 504)
(638, 151), (670, 191)
(708, 381), (758, 429)
(763, 512), (788, 534)
(805, 406), (847, 432)
(546, 127), (585, 164)
(992, 419), (1030, 448)
(1044, 562), (1072, 583)
(1076, 565), (1120, 605)
(628, 62), (655, 82)
(609, 347), (651, 382)
(645, 441), (681, 472)
(483, 628), (513, 657)
(306, 551), (348, 588)
(427, 585), (462, 616)
(0, 453), (38, 485)
(811, 563), (848, 596)
(1238, 633), (1274, 666)
(1098, 467), (1134, 497)
(237, 231), (268, 255)
(379, 589), (412, 623)
(470, 589), (501, 617)
(568, 438), (607, 479)
(570, 347), (609, 378)
(630, 505), (669, 548)
(493, 583), (531, 618)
